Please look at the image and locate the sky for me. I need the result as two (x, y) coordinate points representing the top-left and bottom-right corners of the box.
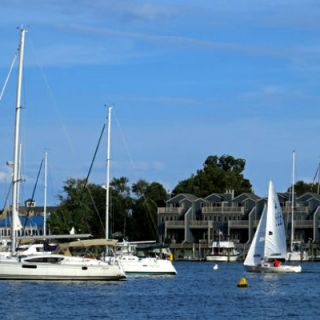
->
(1, 0), (320, 205)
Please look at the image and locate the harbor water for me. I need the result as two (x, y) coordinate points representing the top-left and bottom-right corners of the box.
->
(1, 261), (319, 319)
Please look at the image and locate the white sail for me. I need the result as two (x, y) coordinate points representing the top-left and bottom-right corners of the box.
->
(12, 208), (22, 231)
(244, 205), (267, 266)
(264, 181), (287, 260)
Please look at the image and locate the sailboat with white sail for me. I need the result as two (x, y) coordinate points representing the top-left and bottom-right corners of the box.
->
(0, 28), (125, 280)
(286, 151), (309, 262)
(104, 107), (177, 275)
(244, 180), (302, 273)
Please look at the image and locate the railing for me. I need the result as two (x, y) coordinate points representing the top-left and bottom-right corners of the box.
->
(158, 207), (183, 214)
(282, 208), (309, 214)
(165, 221), (185, 227)
(228, 220), (249, 227)
(294, 220), (313, 228)
(189, 221), (212, 228)
(202, 206), (244, 214)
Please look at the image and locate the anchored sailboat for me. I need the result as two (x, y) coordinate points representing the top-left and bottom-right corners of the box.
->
(244, 180), (302, 273)
(104, 107), (176, 275)
(286, 151), (309, 261)
(0, 28), (125, 281)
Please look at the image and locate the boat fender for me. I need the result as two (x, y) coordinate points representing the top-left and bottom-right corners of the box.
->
(237, 276), (248, 288)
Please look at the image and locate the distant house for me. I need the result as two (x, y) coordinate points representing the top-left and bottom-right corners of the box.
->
(0, 203), (58, 238)
(157, 191), (320, 259)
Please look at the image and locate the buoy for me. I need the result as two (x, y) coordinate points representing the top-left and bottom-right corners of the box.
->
(213, 264), (218, 270)
(237, 276), (248, 288)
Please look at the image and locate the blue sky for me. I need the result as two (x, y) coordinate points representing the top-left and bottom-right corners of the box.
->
(1, 0), (320, 205)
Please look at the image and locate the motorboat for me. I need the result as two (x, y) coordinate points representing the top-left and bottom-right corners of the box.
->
(115, 241), (177, 275)
(206, 241), (239, 262)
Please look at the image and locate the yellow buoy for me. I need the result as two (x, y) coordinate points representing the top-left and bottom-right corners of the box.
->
(237, 276), (248, 288)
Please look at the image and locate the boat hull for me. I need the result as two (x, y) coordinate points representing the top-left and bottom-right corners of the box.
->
(286, 251), (309, 262)
(0, 255), (126, 281)
(118, 257), (177, 275)
(245, 263), (302, 273)
(206, 255), (238, 262)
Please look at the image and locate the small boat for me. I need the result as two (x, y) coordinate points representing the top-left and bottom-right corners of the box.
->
(213, 264), (218, 270)
(286, 241), (309, 262)
(115, 241), (177, 275)
(286, 152), (309, 262)
(244, 180), (302, 273)
(206, 241), (239, 262)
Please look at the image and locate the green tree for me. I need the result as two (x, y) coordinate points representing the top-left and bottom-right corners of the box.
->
(287, 180), (320, 197)
(131, 180), (168, 241)
(172, 155), (252, 197)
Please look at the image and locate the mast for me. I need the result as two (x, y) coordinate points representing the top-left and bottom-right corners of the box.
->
(43, 151), (48, 237)
(105, 107), (112, 241)
(17, 143), (22, 213)
(291, 150), (295, 252)
(318, 162), (320, 195)
(11, 28), (26, 254)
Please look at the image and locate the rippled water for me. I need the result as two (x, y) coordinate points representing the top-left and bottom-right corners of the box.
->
(0, 262), (319, 320)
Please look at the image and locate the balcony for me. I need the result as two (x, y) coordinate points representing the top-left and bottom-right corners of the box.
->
(189, 221), (212, 228)
(165, 221), (185, 228)
(202, 206), (244, 214)
(228, 220), (249, 228)
(294, 220), (313, 228)
(158, 207), (183, 214)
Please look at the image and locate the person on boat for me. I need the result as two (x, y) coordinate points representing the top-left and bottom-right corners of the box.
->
(273, 259), (280, 267)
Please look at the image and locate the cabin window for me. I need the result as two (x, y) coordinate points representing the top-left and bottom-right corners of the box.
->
(23, 257), (64, 263)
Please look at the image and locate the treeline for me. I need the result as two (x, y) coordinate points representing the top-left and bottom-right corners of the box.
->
(48, 155), (253, 240)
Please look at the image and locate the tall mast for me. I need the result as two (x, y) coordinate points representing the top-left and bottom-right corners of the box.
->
(43, 151), (48, 237)
(291, 150), (295, 252)
(318, 162), (320, 195)
(105, 107), (112, 241)
(11, 28), (26, 254)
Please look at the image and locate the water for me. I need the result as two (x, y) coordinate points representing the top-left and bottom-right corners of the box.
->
(0, 262), (319, 320)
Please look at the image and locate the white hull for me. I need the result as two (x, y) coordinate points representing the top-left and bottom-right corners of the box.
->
(286, 251), (309, 262)
(0, 255), (126, 280)
(245, 263), (302, 273)
(118, 256), (177, 275)
(206, 255), (238, 262)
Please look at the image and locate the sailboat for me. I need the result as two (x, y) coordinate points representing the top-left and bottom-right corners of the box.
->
(0, 28), (125, 280)
(104, 107), (177, 275)
(244, 180), (302, 273)
(286, 151), (309, 262)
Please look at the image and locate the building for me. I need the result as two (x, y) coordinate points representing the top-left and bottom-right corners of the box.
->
(157, 192), (320, 260)
(0, 202), (57, 239)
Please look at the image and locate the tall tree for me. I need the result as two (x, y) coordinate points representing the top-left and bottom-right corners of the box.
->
(172, 155), (252, 197)
(287, 180), (320, 197)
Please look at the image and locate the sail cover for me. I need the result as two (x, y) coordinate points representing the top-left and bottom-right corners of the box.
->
(244, 205), (267, 266)
(264, 181), (287, 260)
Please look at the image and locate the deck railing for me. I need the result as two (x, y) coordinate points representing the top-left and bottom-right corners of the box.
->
(158, 207), (183, 214)
(202, 206), (244, 214)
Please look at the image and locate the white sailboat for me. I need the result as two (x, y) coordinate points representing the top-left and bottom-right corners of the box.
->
(0, 28), (125, 281)
(244, 180), (302, 273)
(286, 151), (309, 262)
(115, 240), (177, 275)
(104, 107), (177, 275)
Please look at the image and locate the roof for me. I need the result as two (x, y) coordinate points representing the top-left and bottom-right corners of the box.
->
(59, 239), (118, 248)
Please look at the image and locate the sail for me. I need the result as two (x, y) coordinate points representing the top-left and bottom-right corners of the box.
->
(264, 181), (287, 260)
(12, 208), (22, 231)
(244, 205), (267, 266)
